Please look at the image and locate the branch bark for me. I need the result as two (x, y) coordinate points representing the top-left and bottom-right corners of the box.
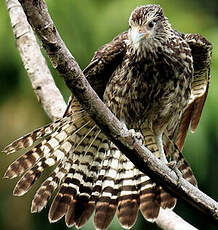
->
(7, 0), (218, 228)
(6, 0), (66, 120)
(156, 209), (198, 230)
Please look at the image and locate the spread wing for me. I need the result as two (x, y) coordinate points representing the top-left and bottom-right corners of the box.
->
(84, 31), (128, 98)
(175, 34), (212, 150)
(64, 31), (127, 116)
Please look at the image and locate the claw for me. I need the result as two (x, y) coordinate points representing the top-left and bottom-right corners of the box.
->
(167, 161), (183, 187)
(129, 129), (144, 145)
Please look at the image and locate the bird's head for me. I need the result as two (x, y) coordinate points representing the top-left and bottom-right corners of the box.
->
(128, 5), (171, 51)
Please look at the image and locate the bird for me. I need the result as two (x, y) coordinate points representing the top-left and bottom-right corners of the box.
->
(3, 4), (212, 230)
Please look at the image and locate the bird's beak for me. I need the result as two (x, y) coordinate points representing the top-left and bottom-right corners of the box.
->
(134, 26), (150, 42)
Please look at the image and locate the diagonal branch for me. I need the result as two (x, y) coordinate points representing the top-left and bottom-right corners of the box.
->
(9, 0), (218, 226)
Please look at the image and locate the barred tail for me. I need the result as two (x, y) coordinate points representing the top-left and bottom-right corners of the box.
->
(4, 113), (92, 180)
(3, 121), (60, 155)
(3, 95), (197, 230)
(31, 160), (71, 213)
(93, 142), (120, 229)
(3, 96), (108, 228)
(117, 154), (139, 229)
(141, 125), (177, 213)
(48, 130), (106, 227)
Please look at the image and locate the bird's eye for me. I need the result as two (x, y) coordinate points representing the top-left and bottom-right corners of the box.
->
(148, 21), (155, 29)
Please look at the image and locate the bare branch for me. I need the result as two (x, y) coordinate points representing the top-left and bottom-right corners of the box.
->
(16, 0), (218, 225)
(156, 209), (198, 230)
(6, 0), (66, 120)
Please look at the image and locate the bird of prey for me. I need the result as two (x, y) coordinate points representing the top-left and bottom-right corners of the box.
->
(3, 4), (212, 230)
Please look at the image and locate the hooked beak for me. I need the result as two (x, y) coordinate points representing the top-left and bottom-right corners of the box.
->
(132, 26), (150, 43)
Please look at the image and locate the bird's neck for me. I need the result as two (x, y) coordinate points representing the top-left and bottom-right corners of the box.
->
(127, 29), (173, 63)
(127, 39), (162, 63)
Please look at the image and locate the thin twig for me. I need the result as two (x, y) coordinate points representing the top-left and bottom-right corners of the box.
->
(6, 0), (67, 120)
(17, 0), (218, 225)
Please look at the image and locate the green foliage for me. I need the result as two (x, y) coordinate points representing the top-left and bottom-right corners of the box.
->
(0, 1), (217, 230)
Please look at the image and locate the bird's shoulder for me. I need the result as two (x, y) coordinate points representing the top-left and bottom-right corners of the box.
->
(83, 31), (128, 98)
(166, 31), (193, 62)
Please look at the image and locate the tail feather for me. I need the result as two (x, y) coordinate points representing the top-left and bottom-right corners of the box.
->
(89, 139), (110, 202)
(73, 200), (95, 229)
(140, 125), (173, 220)
(48, 129), (107, 227)
(71, 130), (104, 228)
(3, 122), (59, 155)
(2, 113), (77, 155)
(31, 161), (71, 213)
(4, 149), (41, 179)
(65, 129), (104, 227)
(117, 155), (139, 229)
(49, 179), (73, 223)
(160, 188), (177, 209)
(64, 128), (102, 227)
(48, 166), (85, 223)
(4, 115), (91, 180)
(3, 94), (86, 155)
(13, 157), (52, 196)
(94, 143), (119, 230)
(139, 174), (160, 222)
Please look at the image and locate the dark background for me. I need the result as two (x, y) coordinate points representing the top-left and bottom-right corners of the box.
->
(0, 0), (217, 229)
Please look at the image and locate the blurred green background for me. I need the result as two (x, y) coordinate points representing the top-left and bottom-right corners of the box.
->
(0, 0), (217, 229)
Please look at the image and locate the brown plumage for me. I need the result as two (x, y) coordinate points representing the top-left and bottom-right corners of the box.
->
(3, 4), (212, 230)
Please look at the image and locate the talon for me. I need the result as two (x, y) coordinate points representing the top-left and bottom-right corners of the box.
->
(129, 129), (144, 145)
(167, 161), (183, 187)
(167, 160), (177, 170)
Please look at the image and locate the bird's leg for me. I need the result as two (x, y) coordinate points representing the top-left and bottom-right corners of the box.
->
(155, 132), (183, 185)
(167, 160), (183, 187)
(154, 132), (168, 164)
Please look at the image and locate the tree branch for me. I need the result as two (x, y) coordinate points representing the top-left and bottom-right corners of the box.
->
(156, 209), (198, 230)
(6, 0), (67, 120)
(8, 0), (218, 227)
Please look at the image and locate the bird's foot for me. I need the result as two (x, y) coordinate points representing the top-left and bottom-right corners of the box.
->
(129, 129), (144, 145)
(167, 160), (183, 187)
(160, 152), (168, 164)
